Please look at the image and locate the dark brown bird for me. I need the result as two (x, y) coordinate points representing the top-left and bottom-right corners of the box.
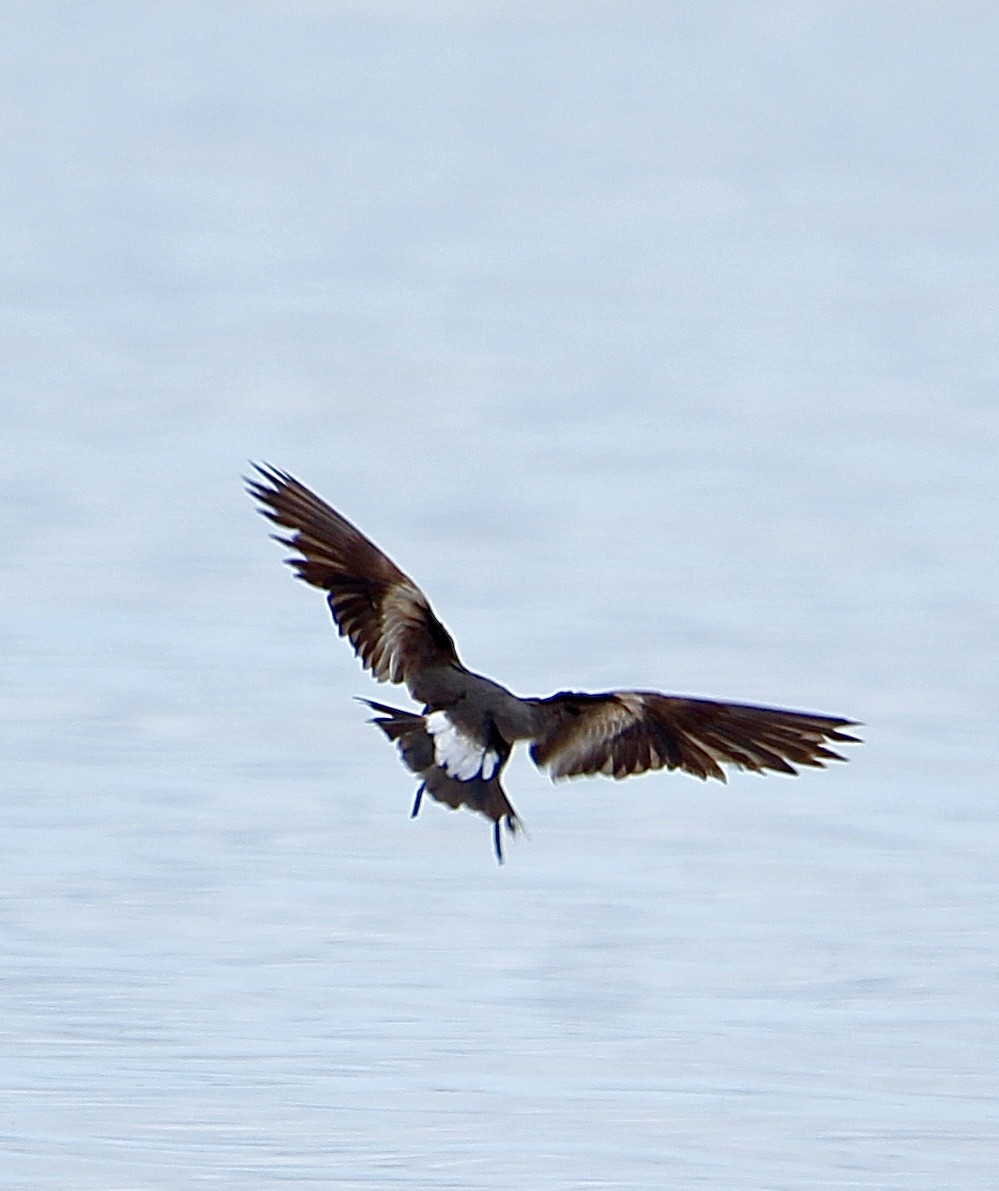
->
(248, 465), (860, 861)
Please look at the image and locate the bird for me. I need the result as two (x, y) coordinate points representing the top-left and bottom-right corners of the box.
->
(247, 465), (860, 862)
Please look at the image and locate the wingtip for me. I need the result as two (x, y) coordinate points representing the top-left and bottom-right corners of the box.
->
(244, 459), (272, 486)
(245, 462), (298, 499)
(245, 461), (280, 505)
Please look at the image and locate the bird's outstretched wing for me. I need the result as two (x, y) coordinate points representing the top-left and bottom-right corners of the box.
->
(530, 690), (859, 782)
(247, 465), (462, 695)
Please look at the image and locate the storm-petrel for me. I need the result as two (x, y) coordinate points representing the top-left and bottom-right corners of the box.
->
(248, 466), (859, 861)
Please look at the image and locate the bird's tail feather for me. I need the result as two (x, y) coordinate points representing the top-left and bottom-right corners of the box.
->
(359, 699), (520, 862)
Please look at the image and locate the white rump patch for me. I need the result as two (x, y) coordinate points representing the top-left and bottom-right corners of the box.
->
(426, 710), (500, 782)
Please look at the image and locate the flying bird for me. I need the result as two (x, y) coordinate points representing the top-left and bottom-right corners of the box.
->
(248, 465), (859, 861)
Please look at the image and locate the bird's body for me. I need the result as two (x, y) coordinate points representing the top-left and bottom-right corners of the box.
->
(248, 466), (859, 860)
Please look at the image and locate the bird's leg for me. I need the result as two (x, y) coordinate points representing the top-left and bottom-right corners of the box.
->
(410, 784), (424, 818)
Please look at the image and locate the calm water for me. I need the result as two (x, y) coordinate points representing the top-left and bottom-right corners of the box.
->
(3, 5), (998, 1188)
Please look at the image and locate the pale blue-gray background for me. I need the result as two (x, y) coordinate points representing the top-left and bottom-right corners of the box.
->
(2, 3), (997, 1188)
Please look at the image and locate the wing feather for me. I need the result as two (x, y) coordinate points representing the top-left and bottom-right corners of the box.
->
(247, 465), (461, 694)
(531, 690), (859, 782)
